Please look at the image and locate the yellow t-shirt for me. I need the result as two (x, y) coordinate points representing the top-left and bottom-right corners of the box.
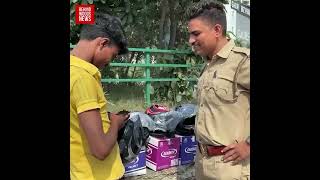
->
(70, 55), (124, 180)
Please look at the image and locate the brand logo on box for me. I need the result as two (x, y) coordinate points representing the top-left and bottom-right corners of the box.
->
(131, 156), (139, 164)
(184, 146), (197, 154)
(161, 149), (177, 158)
(127, 163), (138, 169)
(147, 147), (152, 156)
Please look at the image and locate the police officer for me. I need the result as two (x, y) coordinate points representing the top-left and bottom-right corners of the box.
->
(187, 1), (250, 179)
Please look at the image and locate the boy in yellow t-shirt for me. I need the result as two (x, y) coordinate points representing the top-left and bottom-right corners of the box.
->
(70, 13), (129, 180)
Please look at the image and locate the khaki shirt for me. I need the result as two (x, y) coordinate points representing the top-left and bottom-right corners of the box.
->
(195, 39), (250, 146)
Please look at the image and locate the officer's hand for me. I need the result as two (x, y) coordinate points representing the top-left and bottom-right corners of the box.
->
(221, 141), (250, 165)
(108, 112), (129, 129)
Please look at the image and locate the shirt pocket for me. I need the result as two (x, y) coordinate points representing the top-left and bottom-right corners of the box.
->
(203, 71), (236, 106)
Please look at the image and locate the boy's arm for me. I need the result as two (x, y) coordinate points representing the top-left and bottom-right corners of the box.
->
(78, 109), (128, 160)
(72, 76), (128, 160)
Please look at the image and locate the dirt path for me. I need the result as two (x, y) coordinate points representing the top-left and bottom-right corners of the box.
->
(123, 163), (195, 180)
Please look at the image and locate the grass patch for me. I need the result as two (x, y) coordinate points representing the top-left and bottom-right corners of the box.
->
(103, 83), (193, 113)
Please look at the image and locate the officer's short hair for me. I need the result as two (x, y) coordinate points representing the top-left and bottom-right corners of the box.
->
(188, 0), (227, 36)
(80, 13), (128, 55)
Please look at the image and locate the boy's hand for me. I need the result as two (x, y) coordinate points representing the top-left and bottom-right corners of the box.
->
(108, 112), (129, 129)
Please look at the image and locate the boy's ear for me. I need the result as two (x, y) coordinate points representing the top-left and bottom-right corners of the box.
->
(102, 38), (111, 47)
(96, 37), (111, 49)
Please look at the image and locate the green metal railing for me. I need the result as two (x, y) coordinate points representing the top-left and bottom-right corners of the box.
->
(70, 44), (199, 106)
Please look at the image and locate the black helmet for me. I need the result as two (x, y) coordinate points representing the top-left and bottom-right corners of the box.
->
(130, 111), (174, 138)
(118, 113), (147, 165)
(148, 109), (185, 138)
(130, 111), (156, 132)
(174, 104), (197, 136)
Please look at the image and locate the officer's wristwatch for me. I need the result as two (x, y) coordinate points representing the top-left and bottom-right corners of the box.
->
(246, 136), (250, 145)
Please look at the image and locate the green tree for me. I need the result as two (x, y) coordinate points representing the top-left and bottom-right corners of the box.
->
(70, 0), (244, 104)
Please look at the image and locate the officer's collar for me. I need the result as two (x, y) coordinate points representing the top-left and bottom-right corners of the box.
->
(216, 39), (235, 59)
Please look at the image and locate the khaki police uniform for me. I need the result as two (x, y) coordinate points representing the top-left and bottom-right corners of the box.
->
(195, 39), (250, 180)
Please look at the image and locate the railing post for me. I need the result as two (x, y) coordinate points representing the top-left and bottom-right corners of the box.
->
(145, 48), (151, 107)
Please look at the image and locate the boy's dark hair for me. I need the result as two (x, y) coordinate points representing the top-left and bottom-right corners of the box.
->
(188, 1), (227, 36)
(80, 13), (128, 55)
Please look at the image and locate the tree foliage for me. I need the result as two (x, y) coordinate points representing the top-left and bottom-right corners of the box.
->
(70, 0), (249, 105)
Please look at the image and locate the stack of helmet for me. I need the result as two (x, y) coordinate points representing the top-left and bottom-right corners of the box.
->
(146, 104), (185, 138)
(117, 111), (149, 165)
(117, 103), (198, 164)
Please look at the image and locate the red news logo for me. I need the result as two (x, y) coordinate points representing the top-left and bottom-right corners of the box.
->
(75, 4), (95, 24)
